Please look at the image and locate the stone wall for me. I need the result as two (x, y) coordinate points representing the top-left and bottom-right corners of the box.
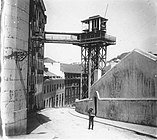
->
(75, 98), (93, 115)
(1, 0), (30, 136)
(76, 97), (157, 126)
(91, 50), (157, 98)
(97, 98), (157, 126)
(76, 49), (157, 126)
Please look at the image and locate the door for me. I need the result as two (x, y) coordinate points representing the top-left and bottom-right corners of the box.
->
(94, 96), (97, 116)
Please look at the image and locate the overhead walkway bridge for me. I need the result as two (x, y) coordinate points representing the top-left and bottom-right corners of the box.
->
(44, 31), (116, 46)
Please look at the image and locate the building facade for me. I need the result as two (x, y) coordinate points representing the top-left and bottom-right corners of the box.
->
(60, 63), (82, 106)
(43, 78), (65, 108)
(43, 60), (83, 107)
(43, 59), (65, 108)
(28, 0), (47, 111)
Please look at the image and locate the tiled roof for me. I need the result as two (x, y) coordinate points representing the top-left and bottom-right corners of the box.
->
(60, 63), (82, 74)
(44, 57), (56, 63)
(44, 71), (57, 77)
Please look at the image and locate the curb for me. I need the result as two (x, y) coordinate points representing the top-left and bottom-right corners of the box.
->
(69, 109), (157, 139)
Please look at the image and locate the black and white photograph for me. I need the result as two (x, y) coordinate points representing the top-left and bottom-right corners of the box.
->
(0, 0), (157, 139)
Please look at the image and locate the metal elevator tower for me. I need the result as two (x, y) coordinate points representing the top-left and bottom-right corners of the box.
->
(79, 15), (116, 98)
(43, 15), (116, 99)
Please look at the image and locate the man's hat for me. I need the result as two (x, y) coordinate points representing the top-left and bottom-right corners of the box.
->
(89, 108), (93, 111)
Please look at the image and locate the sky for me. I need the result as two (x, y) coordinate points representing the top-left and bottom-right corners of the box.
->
(44, 0), (157, 64)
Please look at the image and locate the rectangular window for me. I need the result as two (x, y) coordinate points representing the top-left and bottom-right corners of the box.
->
(52, 84), (53, 91)
(44, 86), (46, 94)
(50, 84), (51, 92)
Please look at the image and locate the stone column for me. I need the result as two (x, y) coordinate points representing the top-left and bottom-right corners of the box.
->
(1, 0), (30, 136)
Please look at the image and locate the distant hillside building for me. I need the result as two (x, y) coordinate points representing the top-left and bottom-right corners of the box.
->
(103, 52), (129, 74)
(44, 66), (61, 79)
(44, 57), (64, 78)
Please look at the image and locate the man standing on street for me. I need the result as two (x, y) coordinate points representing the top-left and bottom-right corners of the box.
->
(88, 108), (95, 130)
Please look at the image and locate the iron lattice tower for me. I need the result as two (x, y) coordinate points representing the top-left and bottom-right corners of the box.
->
(79, 15), (116, 98)
(44, 15), (116, 99)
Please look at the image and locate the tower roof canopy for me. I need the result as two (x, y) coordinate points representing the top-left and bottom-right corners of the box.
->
(81, 15), (108, 23)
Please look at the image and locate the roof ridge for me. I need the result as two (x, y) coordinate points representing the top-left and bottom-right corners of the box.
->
(133, 49), (157, 61)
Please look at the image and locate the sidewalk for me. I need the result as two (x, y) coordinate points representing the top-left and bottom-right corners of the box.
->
(69, 108), (157, 139)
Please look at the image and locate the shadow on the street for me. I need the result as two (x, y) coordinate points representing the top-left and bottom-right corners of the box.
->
(37, 113), (51, 124)
(27, 112), (51, 134)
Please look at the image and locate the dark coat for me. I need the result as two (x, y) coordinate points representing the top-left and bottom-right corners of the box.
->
(88, 108), (95, 118)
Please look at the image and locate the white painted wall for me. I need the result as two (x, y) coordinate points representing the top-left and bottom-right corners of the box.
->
(44, 62), (64, 78)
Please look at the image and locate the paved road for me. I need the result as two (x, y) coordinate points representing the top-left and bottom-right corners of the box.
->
(36, 108), (155, 140)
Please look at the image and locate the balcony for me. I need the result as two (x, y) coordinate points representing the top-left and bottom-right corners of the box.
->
(79, 31), (116, 45)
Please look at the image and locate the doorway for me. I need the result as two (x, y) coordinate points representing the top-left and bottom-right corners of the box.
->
(94, 96), (97, 116)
